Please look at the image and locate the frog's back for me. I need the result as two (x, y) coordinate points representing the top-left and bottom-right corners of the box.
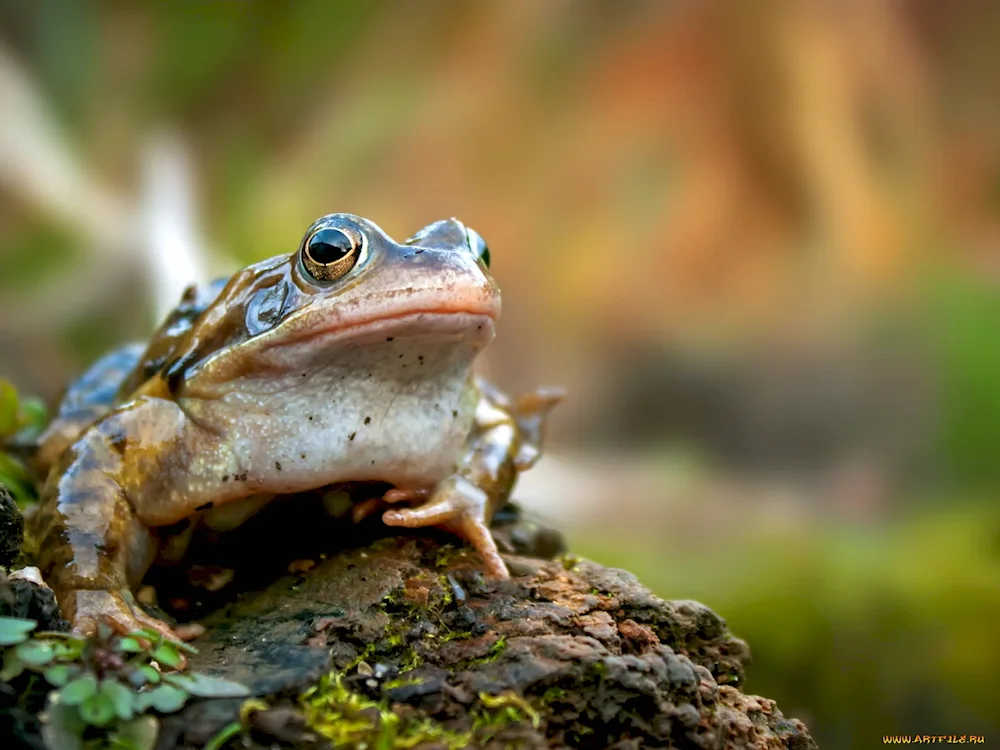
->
(58, 344), (147, 416)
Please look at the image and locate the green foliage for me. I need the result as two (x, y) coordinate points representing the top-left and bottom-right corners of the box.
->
(919, 269), (1000, 488)
(0, 618), (248, 749)
(0, 617), (37, 646)
(0, 378), (48, 506)
(202, 720), (242, 750)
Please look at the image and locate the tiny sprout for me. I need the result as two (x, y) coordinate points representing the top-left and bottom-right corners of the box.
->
(0, 616), (249, 749)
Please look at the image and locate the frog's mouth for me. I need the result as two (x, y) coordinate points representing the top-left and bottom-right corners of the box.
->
(272, 292), (500, 351)
(303, 309), (497, 348)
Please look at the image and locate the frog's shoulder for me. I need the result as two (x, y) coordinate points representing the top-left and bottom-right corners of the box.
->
(114, 277), (232, 399)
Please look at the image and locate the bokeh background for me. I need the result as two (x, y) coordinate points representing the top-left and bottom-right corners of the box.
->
(2, 1), (999, 746)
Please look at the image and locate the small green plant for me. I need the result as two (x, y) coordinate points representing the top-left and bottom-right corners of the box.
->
(0, 377), (48, 506)
(0, 616), (248, 750)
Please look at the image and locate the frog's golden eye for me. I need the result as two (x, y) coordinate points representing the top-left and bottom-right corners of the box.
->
(301, 227), (363, 282)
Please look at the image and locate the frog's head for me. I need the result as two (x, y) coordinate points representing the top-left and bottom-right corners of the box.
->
(165, 214), (500, 396)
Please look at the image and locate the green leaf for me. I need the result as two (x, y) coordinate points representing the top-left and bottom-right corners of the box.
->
(51, 639), (84, 660)
(165, 672), (249, 698)
(59, 673), (98, 705)
(136, 684), (187, 714)
(41, 701), (86, 750)
(16, 396), (48, 437)
(127, 669), (147, 688)
(0, 656), (25, 681)
(0, 453), (33, 497)
(150, 643), (182, 669)
(173, 639), (199, 655)
(0, 617), (37, 645)
(131, 628), (164, 645)
(203, 721), (242, 750)
(0, 379), (18, 437)
(108, 715), (159, 750)
(118, 636), (144, 653)
(138, 665), (161, 684)
(14, 639), (55, 666)
(79, 691), (116, 727)
(101, 679), (136, 721)
(0, 454), (34, 504)
(44, 664), (79, 686)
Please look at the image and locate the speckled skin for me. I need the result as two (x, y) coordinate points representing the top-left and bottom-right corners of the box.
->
(31, 214), (562, 641)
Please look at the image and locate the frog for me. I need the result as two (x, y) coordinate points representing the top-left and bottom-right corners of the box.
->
(30, 213), (562, 642)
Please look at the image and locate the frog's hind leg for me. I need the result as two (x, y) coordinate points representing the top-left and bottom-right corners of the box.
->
(33, 399), (191, 647)
(382, 477), (506, 577)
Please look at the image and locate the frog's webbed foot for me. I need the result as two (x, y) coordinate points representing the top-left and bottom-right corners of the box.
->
(381, 478), (507, 579)
(68, 590), (189, 662)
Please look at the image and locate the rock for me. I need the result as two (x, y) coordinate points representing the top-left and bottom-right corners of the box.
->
(0, 484), (67, 632)
(155, 530), (815, 749)
(0, 485), (24, 570)
(0, 569), (69, 632)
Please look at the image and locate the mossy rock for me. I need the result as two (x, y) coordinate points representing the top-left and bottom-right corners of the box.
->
(151, 529), (815, 750)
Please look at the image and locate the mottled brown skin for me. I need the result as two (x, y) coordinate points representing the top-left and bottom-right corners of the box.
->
(32, 214), (561, 642)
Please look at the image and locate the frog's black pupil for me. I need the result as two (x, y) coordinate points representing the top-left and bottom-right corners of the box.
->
(307, 228), (353, 264)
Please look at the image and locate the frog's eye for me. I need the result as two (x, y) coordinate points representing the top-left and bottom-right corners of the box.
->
(301, 226), (364, 282)
(466, 227), (490, 269)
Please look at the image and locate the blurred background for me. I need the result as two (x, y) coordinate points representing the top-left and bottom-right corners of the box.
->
(1, 1), (998, 746)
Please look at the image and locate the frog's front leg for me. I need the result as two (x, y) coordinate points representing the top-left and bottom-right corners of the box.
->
(382, 384), (562, 578)
(33, 397), (211, 641)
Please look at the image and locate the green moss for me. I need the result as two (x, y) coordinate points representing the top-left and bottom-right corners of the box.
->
(362, 575), (482, 676)
(399, 646), (422, 673)
(475, 691), (541, 730)
(345, 642), (376, 672)
(456, 634), (508, 670)
(555, 553), (582, 572)
(485, 634), (508, 661)
(433, 544), (462, 569)
(538, 686), (568, 705)
(382, 675), (425, 692)
(300, 672), (392, 747)
(300, 671), (474, 749)
(302, 573), (540, 746)
(438, 630), (473, 643)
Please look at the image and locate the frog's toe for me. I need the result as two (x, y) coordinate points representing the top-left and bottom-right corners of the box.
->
(381, 476), (508, 579)
(383, 487), (432, 504)
(351, 497), (385, 523)
(69, 590), (186, 654)
(444, 513), (508, 579)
